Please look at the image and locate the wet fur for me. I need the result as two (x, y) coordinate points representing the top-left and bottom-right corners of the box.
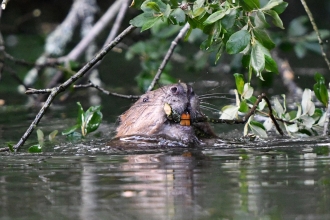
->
(116, 83), (216, 144)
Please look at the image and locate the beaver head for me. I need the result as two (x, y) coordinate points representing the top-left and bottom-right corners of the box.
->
(115, 82), (216, 144)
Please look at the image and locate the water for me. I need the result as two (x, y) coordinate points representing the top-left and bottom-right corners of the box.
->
(1, 128), (330, 220)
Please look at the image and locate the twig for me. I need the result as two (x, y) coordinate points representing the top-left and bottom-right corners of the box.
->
(74, 81), (140, 99)
(104, 0), (129, 46)
(194, 93), (285, 135)
(146, 23), (190, 92)
(300, 0), (330, 72)
(13, 25), (136, 151)
(25, 88), (53, 94)
(59, 0), (129, 102)
(300, 0), (330, 135)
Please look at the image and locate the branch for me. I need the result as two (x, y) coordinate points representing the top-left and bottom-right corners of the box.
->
(146, 23), (190, 92)
(63, 0), (123, 61)
(104, 0), (129, 46)
(323, 97), (330, 135)
(74, 81), (140, 99)
(13, 25), (136, 151)
(194, 93), (285, 135)
(300, 0), (330, 72)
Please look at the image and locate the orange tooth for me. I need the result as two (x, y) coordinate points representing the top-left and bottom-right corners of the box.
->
(180, 113), (191, 126)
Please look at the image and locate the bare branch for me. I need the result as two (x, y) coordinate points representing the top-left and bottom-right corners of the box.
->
(194, 93), (285, 135)
(13, 25), (136, 151)
(74, 81), (140, 99)
(104, 0), (129, 46)
(300, 0), (330, 72)
(147, 23), (190, 92)
(63, 0), (123, 61)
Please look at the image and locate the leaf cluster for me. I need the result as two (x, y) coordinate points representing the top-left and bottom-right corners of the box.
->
(130, 0), (288, 82)
(222, 73), (329, 138)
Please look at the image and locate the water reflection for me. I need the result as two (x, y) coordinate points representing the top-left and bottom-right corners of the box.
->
(0, 146), (330, 219)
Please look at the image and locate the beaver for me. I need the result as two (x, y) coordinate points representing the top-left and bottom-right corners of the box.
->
(115, 82), (217, 144)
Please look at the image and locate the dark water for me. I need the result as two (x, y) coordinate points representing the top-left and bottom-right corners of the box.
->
(1, 106), (330, 220)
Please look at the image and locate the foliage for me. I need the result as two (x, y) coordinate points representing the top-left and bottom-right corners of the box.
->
(129, 0), (287, 85)
(282, 16), (330, 58)
(222, 73), (329, 138)
(28, 129), (58, 153)
(62, 102), (103, 138)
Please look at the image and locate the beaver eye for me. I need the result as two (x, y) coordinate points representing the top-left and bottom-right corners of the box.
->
(142, 96), (149, 102)
(170, 86), (178, 94)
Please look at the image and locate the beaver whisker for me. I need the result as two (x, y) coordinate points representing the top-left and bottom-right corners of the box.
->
(200, 105), (220, 112)
(199, 96), (235, 101)
(200, 101), (220, 109)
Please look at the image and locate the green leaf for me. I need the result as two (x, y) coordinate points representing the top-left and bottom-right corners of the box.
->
(62, 124), (80, 136)
(214, 43), (224, 64)
(28, 144), (42, 153)
(265, 10), (284, 29)
(314, 73), (329, 107)
(83, 105), (103, 135)
(142, 16), (162, 32)
(221, 9), (236, 30)
(254, 10), (269, 28)
(226, 30), (251, 54)
(239, 100), (249, 113)
(169, 8), (186, 25)
(261, 0), (283, 11)
(250, 43), (265, 74)
(253, 28), (275, 49)
(249, 120), (268, 138)
(6, 143), (14, 152)
(146, 2), (161, 12)
(77, 102), (84, 126)
(192, 7), (206, 18)
(36, 129), (44, 146)
(130, 13), (151, 28)
(272, 2), (288, 14)
(141, 0), (166, 13)
(203, 10), (226, 25)
(234, 73), (245, 94)
(240, 0), (260, 11)
(265, 55), (278, 73)
(48, 130), (58, 142)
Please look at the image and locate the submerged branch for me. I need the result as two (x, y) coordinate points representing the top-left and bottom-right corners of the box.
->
(13, 25), (136, 151)
(147, 23), (190, 92)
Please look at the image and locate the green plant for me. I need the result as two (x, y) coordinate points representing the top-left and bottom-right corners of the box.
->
(28, 129), (58, 153)
(130, 0), (287, 83)
(222, 73), (329, 138)
(62, 102), (103, 137)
